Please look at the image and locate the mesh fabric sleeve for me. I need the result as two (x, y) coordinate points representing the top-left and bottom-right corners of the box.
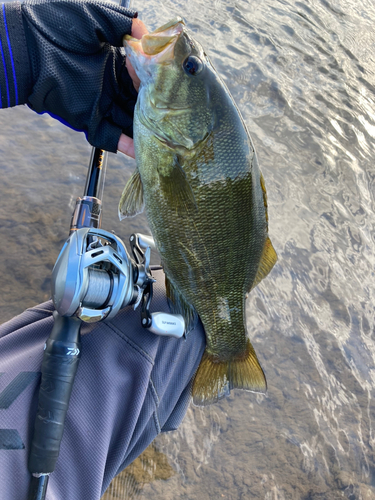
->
(0, 0), (138, 152)
(0, 2), (31, 108)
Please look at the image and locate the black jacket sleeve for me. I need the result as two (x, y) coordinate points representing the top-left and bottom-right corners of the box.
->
(0, 0), (138, 152)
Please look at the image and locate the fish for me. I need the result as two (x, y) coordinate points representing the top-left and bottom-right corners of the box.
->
(119, 18), (277, 406)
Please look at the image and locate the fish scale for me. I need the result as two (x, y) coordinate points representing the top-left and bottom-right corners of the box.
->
(120, 18), (277, 405)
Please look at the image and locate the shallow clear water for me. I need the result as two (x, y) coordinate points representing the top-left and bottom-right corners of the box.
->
(1, 0), (375, 498)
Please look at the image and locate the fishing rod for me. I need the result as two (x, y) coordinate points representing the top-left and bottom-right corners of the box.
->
(27, 147), (109, 500)
(27, 2), (185, 499)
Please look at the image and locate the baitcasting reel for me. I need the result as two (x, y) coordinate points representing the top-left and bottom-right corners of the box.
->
(51, 227), (185, 338)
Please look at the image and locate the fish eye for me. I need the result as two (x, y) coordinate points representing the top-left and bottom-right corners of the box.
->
(183, 56), (203, 76)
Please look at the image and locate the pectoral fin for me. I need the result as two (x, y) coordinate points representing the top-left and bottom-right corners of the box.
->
(118, 168), (144, 220)
(251, 237), (277, 290)
(158, 158), (197, 216)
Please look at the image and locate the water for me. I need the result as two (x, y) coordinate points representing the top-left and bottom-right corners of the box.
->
(1, 0), (375, 498)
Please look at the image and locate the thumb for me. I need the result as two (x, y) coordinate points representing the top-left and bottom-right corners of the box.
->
(126, 19), (149, 92)
(131, 18), (149, 39)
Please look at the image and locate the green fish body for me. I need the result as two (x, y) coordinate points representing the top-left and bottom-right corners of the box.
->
(120, 19), (277, 405)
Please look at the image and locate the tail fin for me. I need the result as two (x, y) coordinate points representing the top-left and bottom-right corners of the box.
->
(192, 339), (267, 406)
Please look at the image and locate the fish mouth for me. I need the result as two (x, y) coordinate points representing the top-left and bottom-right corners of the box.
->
(124, 17), (185, 63)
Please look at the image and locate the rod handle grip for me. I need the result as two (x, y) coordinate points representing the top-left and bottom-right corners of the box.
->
(28, 313), (81, 474)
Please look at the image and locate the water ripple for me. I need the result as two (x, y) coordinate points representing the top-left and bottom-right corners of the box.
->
(1, 0), (375, 498)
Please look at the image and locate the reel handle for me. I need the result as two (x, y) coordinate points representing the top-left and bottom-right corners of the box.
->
(148, 312), (185, 339)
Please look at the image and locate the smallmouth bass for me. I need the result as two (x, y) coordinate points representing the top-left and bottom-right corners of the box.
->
(119, 18), (277, 406)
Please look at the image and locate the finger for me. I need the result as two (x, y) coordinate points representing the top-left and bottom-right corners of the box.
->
(126, 19), (149, 92)
(117, 134), (135, 159)
(23, 2), (137, 51)
(87, 3), (137, 47)
(110, 104), (134, 139)
(126, 58), (140, 93)
(131, 18), (149, 39)
(88, 119), (121, 153)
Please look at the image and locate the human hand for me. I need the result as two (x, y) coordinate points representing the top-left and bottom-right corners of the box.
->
(19, 0), (143, 154)
(117, 17), (148, 159)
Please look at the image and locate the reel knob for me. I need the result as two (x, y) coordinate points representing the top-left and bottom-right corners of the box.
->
(147, 312), (185, 339)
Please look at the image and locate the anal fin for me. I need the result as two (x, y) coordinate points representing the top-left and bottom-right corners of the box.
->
(251, 237), (277, 290)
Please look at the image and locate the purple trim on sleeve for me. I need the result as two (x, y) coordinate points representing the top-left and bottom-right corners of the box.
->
(2, 4), (17, 105)
(0, 8), (9, 107)
(30, 107), (89, 140)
